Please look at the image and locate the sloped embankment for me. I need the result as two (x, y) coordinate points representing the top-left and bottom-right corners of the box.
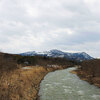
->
(0, 66), (65, 100)
(75, 59), (100, 88)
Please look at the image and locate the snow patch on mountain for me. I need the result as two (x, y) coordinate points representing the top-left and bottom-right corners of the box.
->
(20, 49), (93, 61)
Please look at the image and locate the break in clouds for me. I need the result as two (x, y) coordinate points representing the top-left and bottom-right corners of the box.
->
(0, 0), (100, 57)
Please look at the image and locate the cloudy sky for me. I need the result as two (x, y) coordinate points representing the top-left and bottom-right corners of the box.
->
(0, 0), (100, 57)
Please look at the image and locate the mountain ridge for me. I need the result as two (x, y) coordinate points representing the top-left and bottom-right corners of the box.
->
(20, 49), (93, 61)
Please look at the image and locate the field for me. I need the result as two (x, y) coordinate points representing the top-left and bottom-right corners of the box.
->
(0, 66), (63, 100)
(0, 52), (74, 100)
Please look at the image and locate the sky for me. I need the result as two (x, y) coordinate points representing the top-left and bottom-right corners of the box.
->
(0, 0), (100, 57)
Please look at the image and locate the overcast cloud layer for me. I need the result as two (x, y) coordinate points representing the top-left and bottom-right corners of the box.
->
(0, 0), (100, 57)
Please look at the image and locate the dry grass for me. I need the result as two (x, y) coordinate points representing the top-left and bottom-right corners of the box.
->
(0, 52), (73, 100)
(0, 66), (62, 100)
(75, 69), (100, 88)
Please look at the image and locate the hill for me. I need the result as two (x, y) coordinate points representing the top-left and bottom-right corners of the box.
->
(75, 59), (100, 87)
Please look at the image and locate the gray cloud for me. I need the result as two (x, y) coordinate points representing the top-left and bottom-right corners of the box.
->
(0, 0), (100, 57)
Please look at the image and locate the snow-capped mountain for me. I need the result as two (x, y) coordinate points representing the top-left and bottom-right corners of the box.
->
(20, 51), (36, 56)
(20, 49), (93, 61)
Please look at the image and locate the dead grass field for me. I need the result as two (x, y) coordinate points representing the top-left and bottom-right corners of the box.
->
(0, 66), (63, 100)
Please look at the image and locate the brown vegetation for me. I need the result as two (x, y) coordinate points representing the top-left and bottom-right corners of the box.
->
(0, 52), (75, 100)
(0, 53), (17, 72)
(14, 55), (75, 67)
(74, 59), (100, 88)
(0, 66), (62, 100)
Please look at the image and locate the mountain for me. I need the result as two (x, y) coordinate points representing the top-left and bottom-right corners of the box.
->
(20, 51), (36, 56)
(20, 49), (93, 61)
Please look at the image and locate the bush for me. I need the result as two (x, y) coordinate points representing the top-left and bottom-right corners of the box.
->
(81, 59), (100, 77)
